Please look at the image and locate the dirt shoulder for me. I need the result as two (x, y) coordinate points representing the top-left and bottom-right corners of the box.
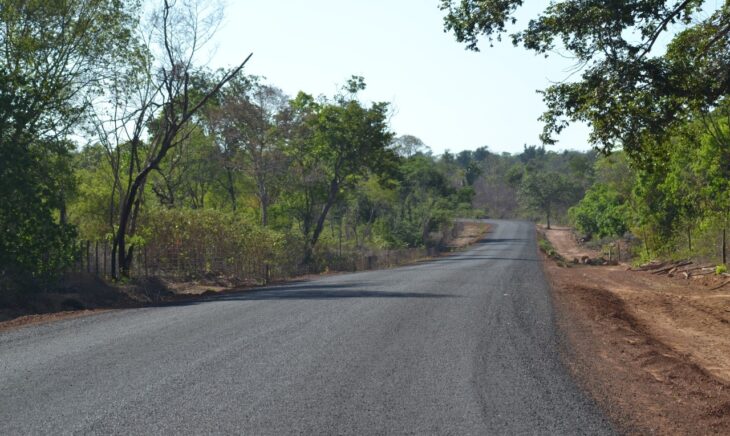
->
(541, 227), (730, 434)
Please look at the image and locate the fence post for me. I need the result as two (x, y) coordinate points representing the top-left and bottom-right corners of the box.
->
(95, 241), (99, 275)
(86, 241), (91, 273)
(103, 241), (107, 278)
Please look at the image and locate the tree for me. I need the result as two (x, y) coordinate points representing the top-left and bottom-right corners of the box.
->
(391, 155), (457, 247)
(209, 77), (289, 225)
(692, 103), (730, 263)
(92, 0), (251, 279)
(0, 0), (137, 285)
(149, 124), (219, 209)
(440, 0), (730, 159)
(519, 171), (575, 229)
(392, 134), (430, 157)
(284, 77), (397, 265)
(569, 184), (629, 239)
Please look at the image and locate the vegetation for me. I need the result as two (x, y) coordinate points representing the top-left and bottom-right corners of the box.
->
(440, 0), (729, 156)
(442, 1), (730, 264)
(2, 0), (729, 294)
(0, 1), (489, 291)
(0, 0), (138, 288)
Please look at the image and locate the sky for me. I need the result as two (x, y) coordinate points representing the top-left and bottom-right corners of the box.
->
(208, 0), (593, 155)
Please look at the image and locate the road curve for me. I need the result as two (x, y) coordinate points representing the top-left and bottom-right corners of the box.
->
(0, 220), (612, 435)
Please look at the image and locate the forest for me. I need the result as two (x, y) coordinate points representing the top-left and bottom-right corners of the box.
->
(2, 0), (729, 293)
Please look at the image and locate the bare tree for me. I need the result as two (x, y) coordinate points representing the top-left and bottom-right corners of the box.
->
(92, 0), (251, 279)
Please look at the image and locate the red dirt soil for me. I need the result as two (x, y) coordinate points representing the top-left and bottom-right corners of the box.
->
(542, 227), (730, 434)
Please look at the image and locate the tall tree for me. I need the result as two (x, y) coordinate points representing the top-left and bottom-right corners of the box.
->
(519, 171), (576, 229)
(92, 0), (251, 279)
(440, 0), (730, 159)
(0, 0), (137, 285)
(285, 77), (397, 265)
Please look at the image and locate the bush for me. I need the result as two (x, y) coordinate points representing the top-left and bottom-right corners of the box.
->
(138, 208), (297, 280)
(569, 184), (628, 239)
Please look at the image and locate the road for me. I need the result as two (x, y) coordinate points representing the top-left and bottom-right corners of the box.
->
(0, 220), (612, 435)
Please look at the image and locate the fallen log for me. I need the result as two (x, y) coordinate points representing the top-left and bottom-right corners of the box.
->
(651, 261), (693, 275)
(675, 264), (714, 274)
(631, 261), (668, 272)
(689, 270), (717, 277)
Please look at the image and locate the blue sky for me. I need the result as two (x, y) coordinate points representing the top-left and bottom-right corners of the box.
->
(209, 0), (593, 155)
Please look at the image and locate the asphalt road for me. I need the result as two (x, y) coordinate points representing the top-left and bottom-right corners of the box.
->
(0, 220), (613, 435)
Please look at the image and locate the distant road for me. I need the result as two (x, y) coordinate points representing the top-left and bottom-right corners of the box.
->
(0, 220), (612, 434)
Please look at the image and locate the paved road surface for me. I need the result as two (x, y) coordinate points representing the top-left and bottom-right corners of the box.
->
(1, 220), (612, 435)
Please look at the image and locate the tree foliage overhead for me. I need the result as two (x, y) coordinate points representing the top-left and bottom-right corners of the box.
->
(440, 0), (730, 159)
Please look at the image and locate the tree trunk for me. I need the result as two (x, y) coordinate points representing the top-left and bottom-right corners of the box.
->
(722, 227), (727, 265)
(546, 209), (551, 230)
(687, 225), (692, 252)
(338, 217), (343, 256)
(111, 239), (118, 279)
(226, 168), (237, 211)
(59, 189), (67, 226)
(305, 179), (339, 267)
(113, 168), (152, 279)
(257, 178), (269, 226)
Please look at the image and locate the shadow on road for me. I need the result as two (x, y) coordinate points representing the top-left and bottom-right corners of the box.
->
(477, 238), (530, 244)
(434, 256), (539, 262)
(158, 283), (458, 308)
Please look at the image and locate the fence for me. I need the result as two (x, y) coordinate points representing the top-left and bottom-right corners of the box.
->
(73, 240), (439, 285)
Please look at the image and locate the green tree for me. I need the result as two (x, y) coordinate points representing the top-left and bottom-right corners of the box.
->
(209, 77), (290, 225)
(0, 0), (137, 286)
(519, 171), (576, 229)
(284, 78), (397, 265)
(440, 0), (730, 159)
(693, 104), (730, 263)
(388, 154), (455, 247)
(569, 184), (629, 239)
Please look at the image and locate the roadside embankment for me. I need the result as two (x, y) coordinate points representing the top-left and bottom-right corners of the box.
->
(540, 226), (730, 434)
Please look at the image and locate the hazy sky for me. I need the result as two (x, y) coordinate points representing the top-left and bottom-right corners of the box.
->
(209, 0), (593, 155)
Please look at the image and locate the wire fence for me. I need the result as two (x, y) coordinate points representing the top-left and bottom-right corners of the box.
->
(72, 240), (439, 285)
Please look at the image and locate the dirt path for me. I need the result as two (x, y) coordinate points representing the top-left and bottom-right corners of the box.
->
(541, 227), (730, 434)
(540, 226), (602, 260)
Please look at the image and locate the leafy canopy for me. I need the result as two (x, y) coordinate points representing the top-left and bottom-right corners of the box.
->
(440, 0), (730, 160)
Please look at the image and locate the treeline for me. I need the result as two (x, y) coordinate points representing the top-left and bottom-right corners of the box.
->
(440, 1), (730, 264)
(461, 145), (595, 226)
(71, 77), (480, 277)
(0, 0), (477, 290)
(570, 102), (730, 264)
